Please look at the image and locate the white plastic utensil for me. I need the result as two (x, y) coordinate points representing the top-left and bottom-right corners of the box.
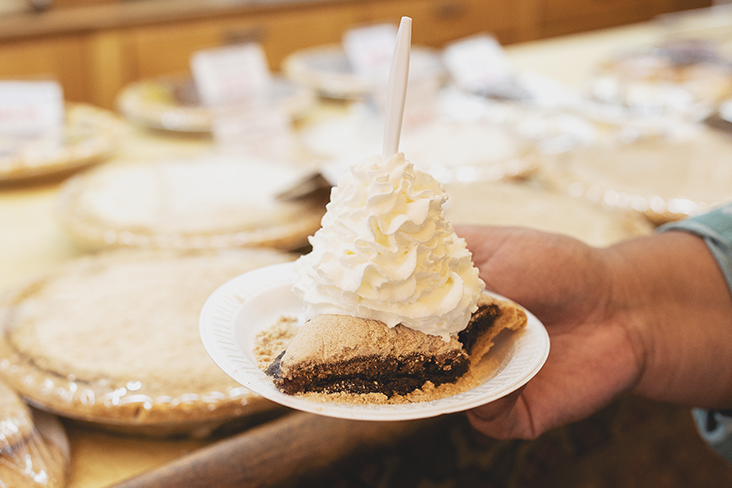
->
(382, 16), (412, 161)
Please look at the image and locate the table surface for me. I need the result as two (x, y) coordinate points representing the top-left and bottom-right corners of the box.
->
(0, 9), (728, 487)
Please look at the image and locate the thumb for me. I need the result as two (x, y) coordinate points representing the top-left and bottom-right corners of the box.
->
(466, 387), (537, 440)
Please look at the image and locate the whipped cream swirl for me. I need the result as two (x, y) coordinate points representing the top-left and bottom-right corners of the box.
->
(293, 153), (485, 340)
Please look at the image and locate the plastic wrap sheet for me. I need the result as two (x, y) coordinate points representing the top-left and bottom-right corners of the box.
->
(0, 380), (69, 488)
(0, 249), (296, 438)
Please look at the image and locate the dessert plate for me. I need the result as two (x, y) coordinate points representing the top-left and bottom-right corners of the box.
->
(200, 262), (550, 421)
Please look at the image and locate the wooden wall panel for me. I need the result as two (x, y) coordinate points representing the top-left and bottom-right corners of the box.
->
(363, 0), (523, 46)
(129, 3), (361, 79)
(0, 35), (88, 102)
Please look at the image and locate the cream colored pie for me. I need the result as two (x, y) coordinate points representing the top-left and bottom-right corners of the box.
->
(57, 158), (327, 251)
(301, 115), (539, 184)
(444, 180), (654, 246)
(116, 74), (316, 133)
(0, 249), (295, 436)
(0, 103), (124, 182)
(541, 128), (732, 225)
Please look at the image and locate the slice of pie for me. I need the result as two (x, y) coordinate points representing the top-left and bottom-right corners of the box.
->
(266, 294), (526, 397)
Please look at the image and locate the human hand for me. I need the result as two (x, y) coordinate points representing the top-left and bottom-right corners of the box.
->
(456, 225), (643, 439)
(457, 224), (732, 440)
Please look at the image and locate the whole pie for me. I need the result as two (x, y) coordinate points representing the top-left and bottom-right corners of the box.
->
(443, 180), (654, 246)
(116, 74), (316, 133)
(541, 127), (732, 224)
(0, 248), (295, 436)
(57, 158), (327, 251)
(0, 103), (123, 182)
(301, 115), (538, 184)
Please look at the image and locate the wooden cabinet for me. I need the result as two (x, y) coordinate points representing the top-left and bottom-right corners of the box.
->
(129, 5), (361, 79)
(0, 35), (88, 101)
(535, 0), (711, 39)
(362, 0), (524, 46)
(537, 0), (653, 38)
(0, 0), (714, 110)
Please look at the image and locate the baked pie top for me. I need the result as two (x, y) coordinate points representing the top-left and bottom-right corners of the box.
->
(444, 180), (654, 246)
(542, 129), (732, 224)
(57, 158), (327, 251)
(0, 249), (294, 435)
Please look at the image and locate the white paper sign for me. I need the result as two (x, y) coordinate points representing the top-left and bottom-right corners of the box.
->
(0, 81), (64, 135)
(442, 34), (513, 91)
(342, 23), (398, 79)
(191, 43), (271, 107)
(212, 107), (295, 159)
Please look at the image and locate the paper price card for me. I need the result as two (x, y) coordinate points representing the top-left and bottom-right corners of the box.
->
(212, 107), (295, 160)
(0, 81), (64, 135)
(191, 43), (272, 107)
(342, 23), (398, 79)
(442, 34), (513, 91)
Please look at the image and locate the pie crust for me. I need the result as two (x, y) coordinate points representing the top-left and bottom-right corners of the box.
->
(0, 249), (295, 436)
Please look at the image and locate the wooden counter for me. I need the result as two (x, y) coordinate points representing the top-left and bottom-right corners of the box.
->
(0, 8), (731, 487)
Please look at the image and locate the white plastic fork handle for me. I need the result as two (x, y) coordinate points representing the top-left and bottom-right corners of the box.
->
(382, 16), (412, 162)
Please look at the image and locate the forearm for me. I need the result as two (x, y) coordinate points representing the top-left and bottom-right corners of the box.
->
(605, 231), (732, 408)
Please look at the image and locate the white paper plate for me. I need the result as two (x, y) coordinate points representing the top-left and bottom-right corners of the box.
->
(200, 262), (550, 421)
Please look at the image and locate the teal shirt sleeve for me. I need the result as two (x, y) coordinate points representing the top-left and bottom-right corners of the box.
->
(658, 203), (732, 296)
(658, 202), (732, 463)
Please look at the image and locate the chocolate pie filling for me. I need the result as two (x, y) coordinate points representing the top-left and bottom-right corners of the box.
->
(266, 301), (505, 397)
